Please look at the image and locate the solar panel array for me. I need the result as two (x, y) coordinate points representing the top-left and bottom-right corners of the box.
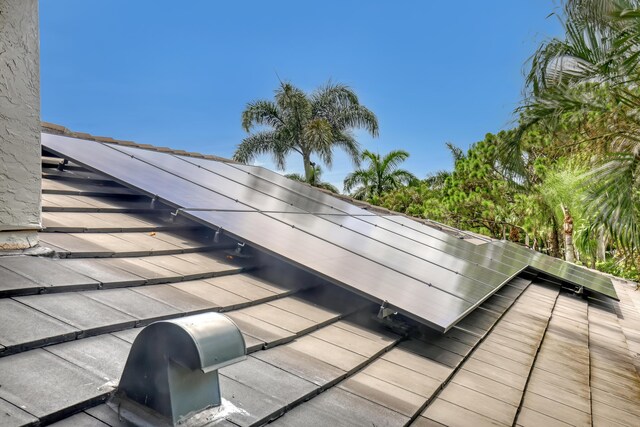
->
(42, 134), (618, 331)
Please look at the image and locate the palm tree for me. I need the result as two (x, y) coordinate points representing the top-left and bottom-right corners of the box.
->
(234, 81), (379, 181)
(343, 150), (417, 201)
(284, 163), (339, 194)
(502, 0), (640, 252)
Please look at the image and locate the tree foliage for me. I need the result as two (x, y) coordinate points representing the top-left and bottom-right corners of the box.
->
(343, 150), (417, 203)
(284, 164), (339, 194)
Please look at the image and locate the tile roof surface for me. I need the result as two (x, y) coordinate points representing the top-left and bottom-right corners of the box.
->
(0, 130), (638, 426)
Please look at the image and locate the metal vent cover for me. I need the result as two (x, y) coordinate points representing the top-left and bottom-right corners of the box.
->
(112, 312), (246, 426)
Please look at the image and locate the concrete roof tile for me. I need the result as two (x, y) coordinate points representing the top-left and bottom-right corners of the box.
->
(46, 334), (130, 383)
(286, 336), (367, 372)
(438, 382), (518, 425)
(205, 274), (279, 301)
(410, 416), (448, 427)
(81, 288), (180, 324)
(0, 349), (106, 422)
(362, 358), (442, 399)
(0, 395), (39, 427)
(130, 284), (216, 313)
(526, 377), (591, 415)
(220, 356), (317, 405)
(170, 279), (245, 307)
(218, 375), (287, 425)
(101, 257), (183, 283)
(15, 293), (136, 335)
(0, 265), (43, 296)
(515, 407), (573, 427)
(0, 299), (79, 351)
(49, 411), (110, 426)
(521, 392), (591, 427)
(422, 399), (505, 427)
(239, 303), (317, 334)
(338, 372), (425, 416)
(309, 324), (394, 357)
(267, 296), (339, 323)
(225, 311), (295, 347)
(452, 369), (523, 407)
(0, 256), (100, 291)
(61, 258), (146, 288)
(380, 347), (453, 382)
(270, 387), (409, 427)
(252, 343), (346, 387)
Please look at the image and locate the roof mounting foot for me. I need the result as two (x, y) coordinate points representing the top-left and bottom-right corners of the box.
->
(225, 242), (253, 259)
(169, 208), (182, 223)
(57, 158), (68, 171)
(376, 301), (411, 336)
(377, 300), (396, 320)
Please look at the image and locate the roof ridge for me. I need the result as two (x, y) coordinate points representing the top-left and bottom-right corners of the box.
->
(41, 122), (234, 163)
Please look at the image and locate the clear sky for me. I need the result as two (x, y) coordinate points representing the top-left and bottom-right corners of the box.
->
(40, 1), (563, 191)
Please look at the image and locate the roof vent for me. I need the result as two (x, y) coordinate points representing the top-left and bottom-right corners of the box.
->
(110, 312), (246, 426)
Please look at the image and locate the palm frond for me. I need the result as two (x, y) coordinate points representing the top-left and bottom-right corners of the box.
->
(343, 169), (372, 194)
(391, 169), (418, 186)
(334, 105), (379, 137)
(316, 182), (340, 194)
(381, 149), (411, 173)
(241, 100), (284, 132)
(332, 131), (362, 167)
(583, 150), (640, 249)
(284, 172), (306, 182)
(233, 131), (290, 170)
(311, 82), (359, 113)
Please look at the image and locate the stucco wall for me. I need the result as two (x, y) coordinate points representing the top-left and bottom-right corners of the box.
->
(0, 0), (41, 248)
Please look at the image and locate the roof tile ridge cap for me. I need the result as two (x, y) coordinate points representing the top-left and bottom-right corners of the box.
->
(40, 121), (237, 162)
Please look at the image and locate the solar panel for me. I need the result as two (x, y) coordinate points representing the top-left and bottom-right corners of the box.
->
(175, 156), (354, 215)
(41, 134), (256, 211)
(488, 241), (618, 299)
(383, 215), (618, 300)
(183, 209), (476, 330)
(224, 162), (374, 215)
(352, 215), (524, 276)
(266, 211), (506, 301)
(112, 145), (307, 214)
(382, 215), (478, 249)
(42, 133), (618, 332)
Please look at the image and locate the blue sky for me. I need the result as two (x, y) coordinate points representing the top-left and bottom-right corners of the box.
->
(40, 1), (563, 191)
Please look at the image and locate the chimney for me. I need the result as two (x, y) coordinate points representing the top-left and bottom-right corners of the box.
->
(110, 313), (247, 426)
(0, 0), (41, 250)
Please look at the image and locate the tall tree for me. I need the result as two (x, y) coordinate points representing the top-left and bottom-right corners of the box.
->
(234, 81), (378, 181)
(343, 150), (417, 202)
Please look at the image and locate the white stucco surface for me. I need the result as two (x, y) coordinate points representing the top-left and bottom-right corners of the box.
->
(0, 0), (41, 248)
